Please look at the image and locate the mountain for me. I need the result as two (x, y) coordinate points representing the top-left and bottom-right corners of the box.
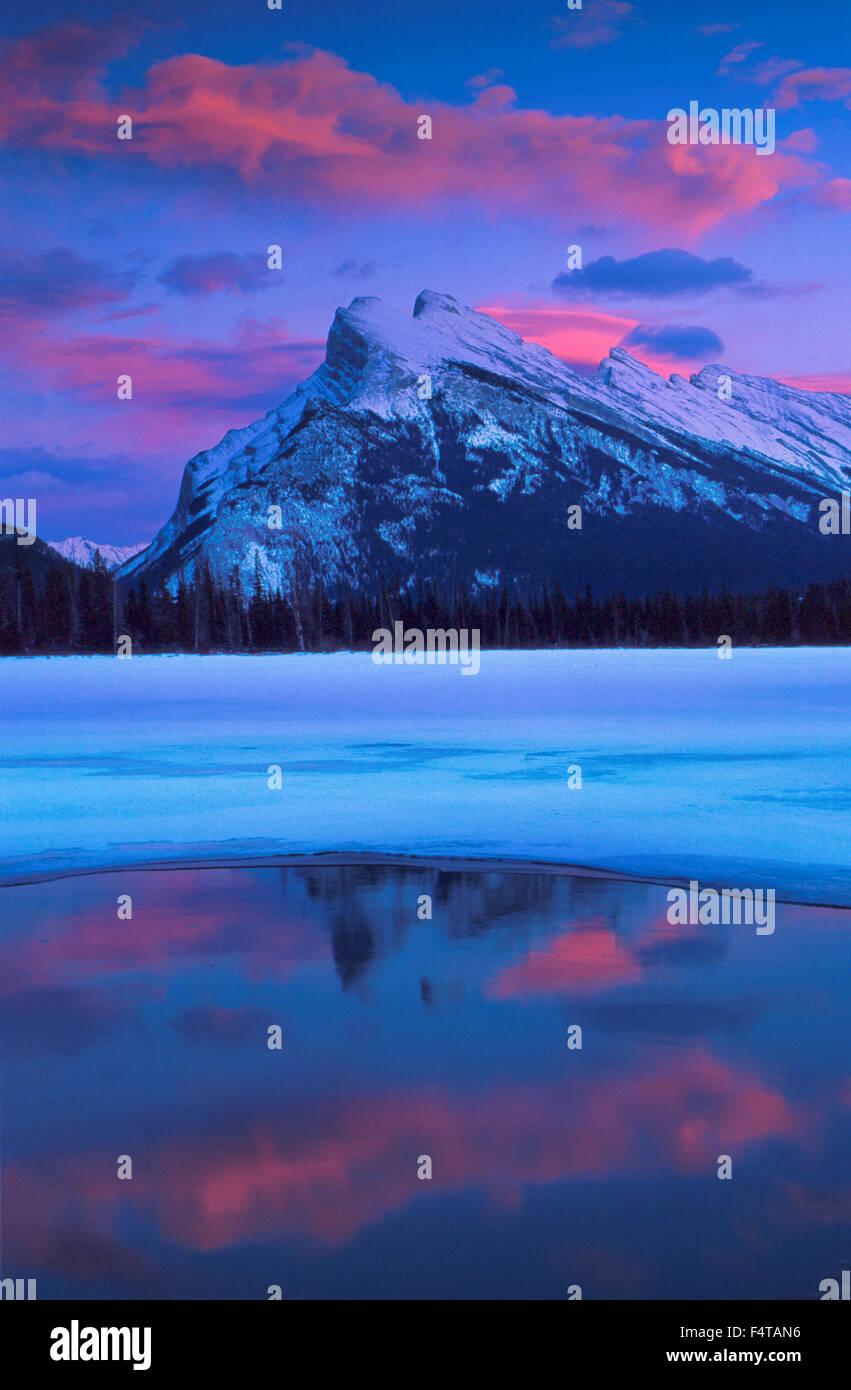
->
(0, 533), (82, 644)
(1, 533), (81, 589)
(49, 537), (145, 571)
(117, 291), (851, 600)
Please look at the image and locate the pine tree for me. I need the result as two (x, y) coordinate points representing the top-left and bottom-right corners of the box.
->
(42, 565), (74, 650)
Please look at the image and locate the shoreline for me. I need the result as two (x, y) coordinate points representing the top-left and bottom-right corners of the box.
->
(1, 847), (847, 910)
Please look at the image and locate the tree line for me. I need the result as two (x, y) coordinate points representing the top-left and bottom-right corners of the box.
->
(3, 551), (851, 654)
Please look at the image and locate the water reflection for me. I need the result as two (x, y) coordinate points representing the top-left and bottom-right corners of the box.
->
(1, 865), (849, 1299)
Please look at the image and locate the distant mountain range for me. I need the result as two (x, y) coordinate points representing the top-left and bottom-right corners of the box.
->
(1, 534), (78, 587)
(112, 290), (851, 599)
(48, 537), (145, 571)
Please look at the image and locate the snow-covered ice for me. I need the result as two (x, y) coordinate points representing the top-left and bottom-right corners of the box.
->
(1, 648), (849, 903)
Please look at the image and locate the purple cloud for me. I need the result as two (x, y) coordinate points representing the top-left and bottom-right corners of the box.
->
(0, 248), (135, 317)
(554, 249), (754, 298)
(621, 323), (724, 359)
(158, 251), (274, 297)
(334, 258), (379, 280)
(550, 1), (637, 50)
(719, 40), (765, 74)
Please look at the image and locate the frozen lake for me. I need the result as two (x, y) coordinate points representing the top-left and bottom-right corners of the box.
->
(2, 651), (850, 1298)
(1, 648), (849, 903)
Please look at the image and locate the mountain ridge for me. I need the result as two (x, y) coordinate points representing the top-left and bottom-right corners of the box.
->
(117, 291), (851, 600)
(49, 537), (145, 571)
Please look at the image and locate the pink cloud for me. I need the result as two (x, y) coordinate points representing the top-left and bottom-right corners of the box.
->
(486, 924), (641, 997)
(782, 127), (819, 154)
(1, 1050), (811, 1270)
(752, 56), (804, 86)
(480, 302), (726, 381)
(466, 68), (504, 91)
(0, 17), (139, 103)
(0, 872), (328, 994)
(549, 1), (637, 51)
(718, 40), (764, 75)
(775, 66), (851, 109)
(811, 176), (851, 208)
(0, 24), (822, 238)
(779, 371), (851, 394)
(478, 302), (638, 370)
(0, 313), (323, 447)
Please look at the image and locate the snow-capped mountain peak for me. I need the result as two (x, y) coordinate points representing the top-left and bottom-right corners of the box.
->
(49, 537), (146, 571)
(117, 291), (851, 600)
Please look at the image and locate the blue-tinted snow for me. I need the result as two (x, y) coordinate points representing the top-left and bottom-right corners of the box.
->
(1, 648), (848, 903)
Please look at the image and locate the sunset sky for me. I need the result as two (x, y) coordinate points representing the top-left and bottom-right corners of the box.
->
(1, 0), (849, 543)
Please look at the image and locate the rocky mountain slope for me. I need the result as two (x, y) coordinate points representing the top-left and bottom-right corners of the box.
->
(118, 291), (851, 599)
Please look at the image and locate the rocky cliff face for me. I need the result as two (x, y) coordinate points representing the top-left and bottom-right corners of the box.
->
(118, 291), (851, 598)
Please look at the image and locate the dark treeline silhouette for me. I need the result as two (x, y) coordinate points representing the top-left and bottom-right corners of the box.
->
(3, 551), (851, 654)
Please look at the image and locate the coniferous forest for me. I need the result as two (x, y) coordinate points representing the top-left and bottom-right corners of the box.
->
(3, 544), (851, 654)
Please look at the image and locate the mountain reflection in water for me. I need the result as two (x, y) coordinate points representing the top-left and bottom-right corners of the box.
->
(1, 864), (849, 1300)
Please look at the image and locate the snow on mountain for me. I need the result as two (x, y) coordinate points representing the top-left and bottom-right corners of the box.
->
(117, 291), (851, 599)
(50, 537), (146, 571)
